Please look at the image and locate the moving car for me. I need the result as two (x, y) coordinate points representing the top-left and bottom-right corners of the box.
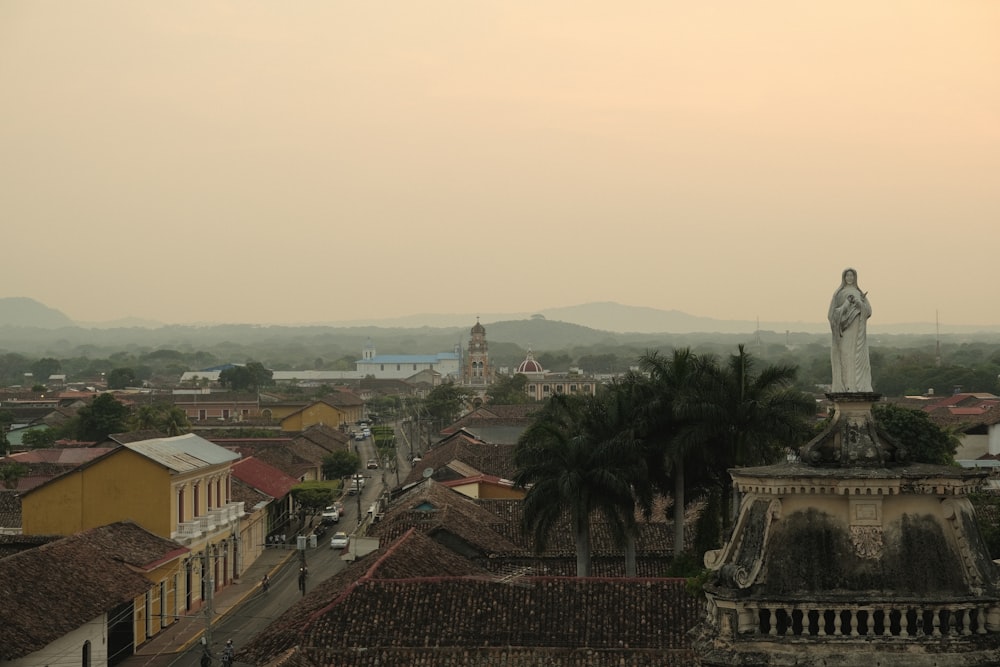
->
(330, 531), (349, 549)
(346, 474), (366, 495)
(366, 458), (379, 469)
(321, 505), (340, 525)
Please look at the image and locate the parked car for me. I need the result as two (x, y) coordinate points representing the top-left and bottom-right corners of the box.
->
(366, 458), (379, 469)
(353, 432), (364, 441)
(330, 531), (349, 549)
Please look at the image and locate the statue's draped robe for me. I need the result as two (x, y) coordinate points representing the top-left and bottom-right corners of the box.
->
(829, 285), (872, 392)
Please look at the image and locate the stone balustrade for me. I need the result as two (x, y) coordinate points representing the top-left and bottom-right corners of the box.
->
(173, 502), (244, 544)
(174, 520), (203, 542)
(731, 601), (999, 639)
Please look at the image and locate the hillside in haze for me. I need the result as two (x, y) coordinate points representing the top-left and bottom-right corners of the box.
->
(0, 297), (75, 328)
(3, 297), (999, 337)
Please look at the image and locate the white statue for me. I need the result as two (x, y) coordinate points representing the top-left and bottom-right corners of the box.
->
(828, 267), (872, 392)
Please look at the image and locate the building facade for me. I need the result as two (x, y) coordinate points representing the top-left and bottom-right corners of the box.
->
(20, 434), (246, 620)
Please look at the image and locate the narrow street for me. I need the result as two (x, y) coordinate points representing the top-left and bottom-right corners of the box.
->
(125, 427), (410, 667)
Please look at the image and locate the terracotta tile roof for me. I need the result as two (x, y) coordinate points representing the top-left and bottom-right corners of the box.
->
(240, 529), (491, 664)
(438, 405), (540, 443)
(0, 532), (57, 560)
(293, 423), (349, 452)
(0, 521), (188, 660)
(232, 477), (271, 510)
(4, 447), (113, 465)
(371, 480), (520, 556)
(213, 440), (316, 480)
(231, 456), (299, 499)
(0, 491), (22, 531)
(317, 391), (364, 408)
(0, 451), (107, 492)
(483, 498), (681, 554)
(243, 545), (699, 667)
(404, 432), (518, 485)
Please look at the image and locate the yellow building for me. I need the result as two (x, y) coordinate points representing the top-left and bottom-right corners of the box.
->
(21, 433), (245, 617)
(0, 521), (190, 664)
(278, 395), (365, 432)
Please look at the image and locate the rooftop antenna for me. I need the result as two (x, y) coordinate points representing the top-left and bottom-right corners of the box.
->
(935, 310), (942, 367)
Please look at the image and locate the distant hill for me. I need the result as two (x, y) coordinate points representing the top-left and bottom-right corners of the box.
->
(327, 302), (1000, 336)
(325, 303), (803, 334)
(0, 297), (75, 329)
(4, 297), (1000, 337)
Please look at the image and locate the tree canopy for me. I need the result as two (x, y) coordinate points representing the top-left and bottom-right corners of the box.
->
(322, 450), (360, 480)
(422, 382), (473, 429)
(74, 393), (130, 441)
(290, 482), (336, 515)
(872, 402), (959, 465)
(219, 362), (274, 392)
(486, 373), (530, 405)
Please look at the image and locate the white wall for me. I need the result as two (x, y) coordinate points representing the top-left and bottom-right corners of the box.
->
(2, 613), (108, 667)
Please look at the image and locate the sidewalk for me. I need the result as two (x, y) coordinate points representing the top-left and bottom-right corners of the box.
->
(123, 546), (297, 665)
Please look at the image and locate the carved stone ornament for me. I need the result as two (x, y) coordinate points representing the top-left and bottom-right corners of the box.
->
(849, 525), (884, 560)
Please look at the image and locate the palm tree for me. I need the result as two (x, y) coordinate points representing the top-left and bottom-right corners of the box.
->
(692, 345), (815, 526)
(512, 393), (640, 577)
(636, 348), (713, 559)
(583, 377), (652, 576)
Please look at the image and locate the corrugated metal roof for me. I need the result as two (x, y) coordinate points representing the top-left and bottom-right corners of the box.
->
(361, 353), (459, 364)
(124, 433), (240, 473)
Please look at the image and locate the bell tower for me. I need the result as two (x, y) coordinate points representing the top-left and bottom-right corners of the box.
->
(464, 318), (492, 386)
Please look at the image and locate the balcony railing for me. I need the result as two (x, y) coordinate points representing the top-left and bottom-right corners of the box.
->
(726, 602), (999, 639)
(172, 502), (245, 545)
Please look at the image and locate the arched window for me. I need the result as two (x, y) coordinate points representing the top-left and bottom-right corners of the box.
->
(82, 640), (91, 667)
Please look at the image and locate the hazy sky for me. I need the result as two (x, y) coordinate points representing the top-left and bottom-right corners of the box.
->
(2, 2), (998, 326)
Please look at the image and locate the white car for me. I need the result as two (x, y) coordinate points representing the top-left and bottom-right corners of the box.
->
(321, 506), (340, 525)
(330, 531), (349, 549)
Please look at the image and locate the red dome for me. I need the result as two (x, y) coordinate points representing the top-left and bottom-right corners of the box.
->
(516, 350), (544, 374)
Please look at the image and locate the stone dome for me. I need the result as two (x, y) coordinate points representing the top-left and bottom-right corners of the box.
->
(471, 319), (485, 335)
(516, 349), (544, 374)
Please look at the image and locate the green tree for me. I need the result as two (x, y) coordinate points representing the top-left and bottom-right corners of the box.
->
(536, 352), (572, 372)
(695, 345), (815, 525)
(22, 428), (57, 448)
(107, 367), (138, 390)
(637, 348), (713, 558)
(872, 402), (958, 465)
(75, 393), (130, 441)
(0, 409), (14, 455)
(290, 482), (336, 517)
(30, 357), (61, 384)
(219, 362), (274, 391)
(577, 353), (622, 374)
(0, 462), (29, 490)
(513, 393), (641, 577)
(322, 450), (360, 480)
(587, 378), (653, 576)
(423, 382), (472, 430)
(131, 403), (192, 436)
(486, 373), (530, 405)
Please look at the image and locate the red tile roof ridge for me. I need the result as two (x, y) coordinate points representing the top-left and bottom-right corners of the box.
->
(299, 528), (422, 635)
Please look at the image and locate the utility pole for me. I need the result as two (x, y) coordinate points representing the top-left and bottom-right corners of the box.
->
(201, 545), (215, 665)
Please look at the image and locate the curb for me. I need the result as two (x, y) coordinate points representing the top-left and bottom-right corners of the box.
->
(176, 550), (298, 653)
